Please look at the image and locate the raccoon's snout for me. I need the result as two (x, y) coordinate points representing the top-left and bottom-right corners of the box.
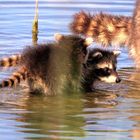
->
(116, 77), (121, 83)
(98, 72), (121, 83)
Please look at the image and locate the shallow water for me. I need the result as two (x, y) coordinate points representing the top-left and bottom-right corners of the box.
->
(1, 0), (140, 140)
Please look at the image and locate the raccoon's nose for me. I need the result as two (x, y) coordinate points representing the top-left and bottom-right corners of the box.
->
(116, 78), (121, 83)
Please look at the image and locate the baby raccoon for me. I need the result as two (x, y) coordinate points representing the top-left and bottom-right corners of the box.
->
(70, 11), (131, 47)
(0, 34), (121, 95)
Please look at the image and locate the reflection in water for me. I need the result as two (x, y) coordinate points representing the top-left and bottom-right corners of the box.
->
(1, 68), (140, 140)
(15, 94), (86, 139)
(119, 68), (140, 140)
(6, 89), (121, 140)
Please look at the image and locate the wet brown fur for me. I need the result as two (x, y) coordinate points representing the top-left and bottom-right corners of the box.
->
(21, 35), (88, 95)
(70, 11), (132, 47)
(130, 0), (140, 68)
(0, 35), (88, 95)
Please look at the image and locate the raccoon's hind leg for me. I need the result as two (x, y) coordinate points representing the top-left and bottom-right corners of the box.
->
(0, 54), (21, 67)
(27, 77), (51, 95)
(0, 66), (28, 88)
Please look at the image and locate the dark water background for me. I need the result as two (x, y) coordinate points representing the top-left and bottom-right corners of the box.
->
(1, 0), (140, 140)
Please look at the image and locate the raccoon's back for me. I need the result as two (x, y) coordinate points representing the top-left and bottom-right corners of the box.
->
(21, 44), (72, 95)
(21, 44), (53, 78)
(70, 11), (132, 46)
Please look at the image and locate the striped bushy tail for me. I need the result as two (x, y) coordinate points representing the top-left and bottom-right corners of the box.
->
(70, 11), (132, 46)
(0, 66), (28, 88)
(0, 54), (21, 67)
(70, 11), (91, 35)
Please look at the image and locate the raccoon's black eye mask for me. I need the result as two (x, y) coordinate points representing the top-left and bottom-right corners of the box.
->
(95, 67), (112, 77)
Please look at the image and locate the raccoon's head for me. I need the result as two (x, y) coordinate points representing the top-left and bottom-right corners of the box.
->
(84, 48), (121, 83)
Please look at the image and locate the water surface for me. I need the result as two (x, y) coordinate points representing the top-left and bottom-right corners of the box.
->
(1, 0), (140, 140)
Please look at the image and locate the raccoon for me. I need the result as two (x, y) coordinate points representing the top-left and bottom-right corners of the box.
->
(70, 11), (132, 47)
(130, 0), (140, 68)
(0, 34), (121, 94)
(0, 34), (89, 94)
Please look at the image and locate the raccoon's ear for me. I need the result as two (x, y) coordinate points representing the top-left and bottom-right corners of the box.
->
(85, 37), (94, 46)
(113, 50), (121, 57)
(54, 33), (64, 41)
(92, 52), (103, 58)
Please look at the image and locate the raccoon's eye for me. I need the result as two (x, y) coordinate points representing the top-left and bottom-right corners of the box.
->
(95, 68), (111, 77)
(103, 67), (109, 72)
(86, 59), (93, 64)
(103, 67), (111, 75)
